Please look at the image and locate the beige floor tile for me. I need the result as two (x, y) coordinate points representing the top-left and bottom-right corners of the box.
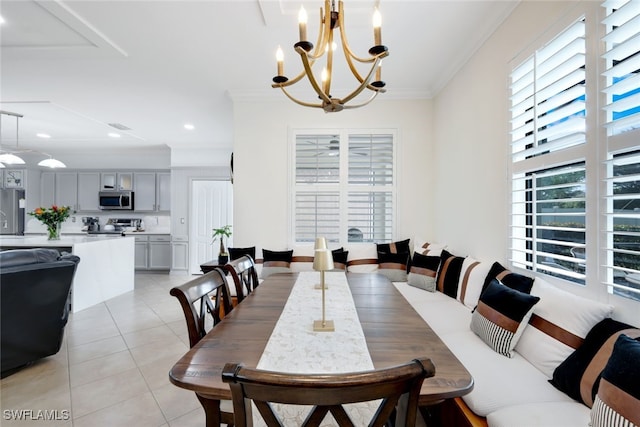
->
(122, 324), (180, 350)
(70, 367), (149, 418)
(128, 336), (188, 367)
(151, 382), (201, 421)
(69, 350), (137, 388)
(167, 407), (206, 427)
(68, 335), (128, 366)
(72, 391), (166, 427)
(1, 365), (70, 410)
(138, 354), (183, 391)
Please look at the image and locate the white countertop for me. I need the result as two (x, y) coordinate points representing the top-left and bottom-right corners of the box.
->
(0, 234), (133, 247)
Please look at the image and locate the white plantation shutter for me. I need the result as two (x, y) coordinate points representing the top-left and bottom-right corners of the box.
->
(296, 134), (340, 183)
(510, 18), (588, 286)
(511, 163), (586, 283)
(293, 131), (395, 244)
(348, 134), (393, 185)
(295, 192), (340, 243)
(602, 0), (640, 136)
(510, 20), (586, 164)
(603, 149), (640, 300)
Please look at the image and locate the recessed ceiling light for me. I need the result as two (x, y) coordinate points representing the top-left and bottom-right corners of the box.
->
(108, 132), (121, 138)
(184, 123), (195, 130)
(36, 133), (51, 139)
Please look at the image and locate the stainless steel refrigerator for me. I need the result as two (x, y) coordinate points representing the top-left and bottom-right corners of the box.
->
(0, 189), (25, 235)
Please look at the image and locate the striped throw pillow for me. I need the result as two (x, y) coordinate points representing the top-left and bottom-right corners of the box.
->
(590, 334), (640, 427)
(470, 279), (540, 358)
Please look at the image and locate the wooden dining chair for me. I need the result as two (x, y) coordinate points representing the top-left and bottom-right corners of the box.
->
(223, 255), (259, 304)
(169, 269), (235, 427)
(221, 357), (436, 427)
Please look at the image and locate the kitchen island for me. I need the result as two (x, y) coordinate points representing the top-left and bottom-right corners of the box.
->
(0, 235), (135, 313)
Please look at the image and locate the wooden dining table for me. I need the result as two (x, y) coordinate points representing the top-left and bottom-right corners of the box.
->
(169, 272), (473, 420)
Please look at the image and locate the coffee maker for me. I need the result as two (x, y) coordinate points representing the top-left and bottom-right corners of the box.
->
(82, 217), (100, 232)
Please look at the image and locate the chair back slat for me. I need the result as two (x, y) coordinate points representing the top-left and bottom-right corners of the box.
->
(224, 255), (259, 303)
(222, 357), (435, 427)
(170, 268), (233, 348)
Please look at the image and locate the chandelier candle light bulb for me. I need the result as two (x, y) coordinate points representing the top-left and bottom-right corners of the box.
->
(276, 46), (284, 77)
(298, 6), (308, 42)
(373, 8), (382, 46)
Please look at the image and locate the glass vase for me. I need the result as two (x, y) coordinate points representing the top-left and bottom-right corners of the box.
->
(47, 223), (61, 240)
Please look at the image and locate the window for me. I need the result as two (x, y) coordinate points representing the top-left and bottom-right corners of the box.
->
(602, 0), (640, 301)
(293, 131), (395, 244)
(510, 19), (587, 283)
(510, 2), (640, 302)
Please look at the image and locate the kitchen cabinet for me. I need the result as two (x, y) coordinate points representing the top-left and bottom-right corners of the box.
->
(101, 172), (133, 191)
(40, 172), (55, 207)
(39, 171), (80, 211)
(133, 172), (156, 211)
(134, 172), (171, 212)
(77, 172), (101, 211)
(149, 235), (171, 269)
(171, 236), (189, 271)
(157, 172), (171, 211)
(134, 234), (171, 270)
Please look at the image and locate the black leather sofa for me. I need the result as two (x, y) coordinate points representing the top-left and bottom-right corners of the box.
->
(1, 248), (80, 378)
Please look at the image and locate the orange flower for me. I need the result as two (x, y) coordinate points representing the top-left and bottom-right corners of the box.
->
(34, 207), (43, 215)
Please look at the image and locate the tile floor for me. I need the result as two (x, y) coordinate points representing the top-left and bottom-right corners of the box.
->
(0, 272), (209, 427)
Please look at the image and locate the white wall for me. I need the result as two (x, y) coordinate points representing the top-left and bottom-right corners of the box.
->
(431, 1), (578, 262)
(232, 97), (434, 249)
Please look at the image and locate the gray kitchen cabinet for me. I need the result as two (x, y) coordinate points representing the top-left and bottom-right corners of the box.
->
(135, 234), (170, 270)
(134, 236), (149, 270)
(55, 172), (78, 210)
(77, 172), (101, 211)
(134, 172), (170, 212)
(149, 235), (171, 269)
(133, 172), (156, 211)
(171, 236), (188, 271)
(101, 172), (133, 191)
(157, 172), (171, 211)
(40, 172), (55, 207)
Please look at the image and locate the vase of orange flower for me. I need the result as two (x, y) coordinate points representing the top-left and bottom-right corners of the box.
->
(29, 205), (72, 240)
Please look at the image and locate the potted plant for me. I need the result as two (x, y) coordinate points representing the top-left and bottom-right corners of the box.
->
(212, 225), (232, 264)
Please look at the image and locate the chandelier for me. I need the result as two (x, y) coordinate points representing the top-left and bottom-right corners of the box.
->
(272, 0), (389, 113)
(0, 110), (67, 169)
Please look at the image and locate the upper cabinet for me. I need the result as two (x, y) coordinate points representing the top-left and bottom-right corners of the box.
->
(77, 172), (101, 211)
(37, 169), (169, 213)
(101, 172), (133, 191)
(134, 172), (171, 212)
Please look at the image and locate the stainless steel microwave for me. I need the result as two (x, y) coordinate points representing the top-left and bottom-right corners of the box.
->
(99, 191), (134, 210)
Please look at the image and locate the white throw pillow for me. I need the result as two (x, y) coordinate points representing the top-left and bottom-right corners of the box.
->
(514, 277), (614, 378)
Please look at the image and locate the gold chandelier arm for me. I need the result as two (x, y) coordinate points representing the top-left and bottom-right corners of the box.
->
(278, 86), (323, 109)
(341, 90), (381, 109)
(306, 2), (332, 61)
(340, 56), (385, 104)
(337, 1), (384, 64)
(298, 47), (332, 104)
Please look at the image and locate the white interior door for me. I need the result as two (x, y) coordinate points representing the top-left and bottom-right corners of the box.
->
(189, 180), (233, 274)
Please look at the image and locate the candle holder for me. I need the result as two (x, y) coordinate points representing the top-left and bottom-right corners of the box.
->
(313, 248), (334, 332)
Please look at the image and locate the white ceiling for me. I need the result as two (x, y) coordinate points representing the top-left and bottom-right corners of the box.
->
(0, 0), (518, 157)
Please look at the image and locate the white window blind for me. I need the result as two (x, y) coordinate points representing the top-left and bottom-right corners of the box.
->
(603, 150), (640, 300)
(511, 163), (586, 283)
(293, 131), (395, 244)
(296, 134), (340, 184)
(294, 192), (340, 243)
(602, 0), (640, 136)
(510, 20), (586, 163)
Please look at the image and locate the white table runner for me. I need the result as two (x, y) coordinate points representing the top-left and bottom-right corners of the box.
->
(254, 271), (376, 426)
